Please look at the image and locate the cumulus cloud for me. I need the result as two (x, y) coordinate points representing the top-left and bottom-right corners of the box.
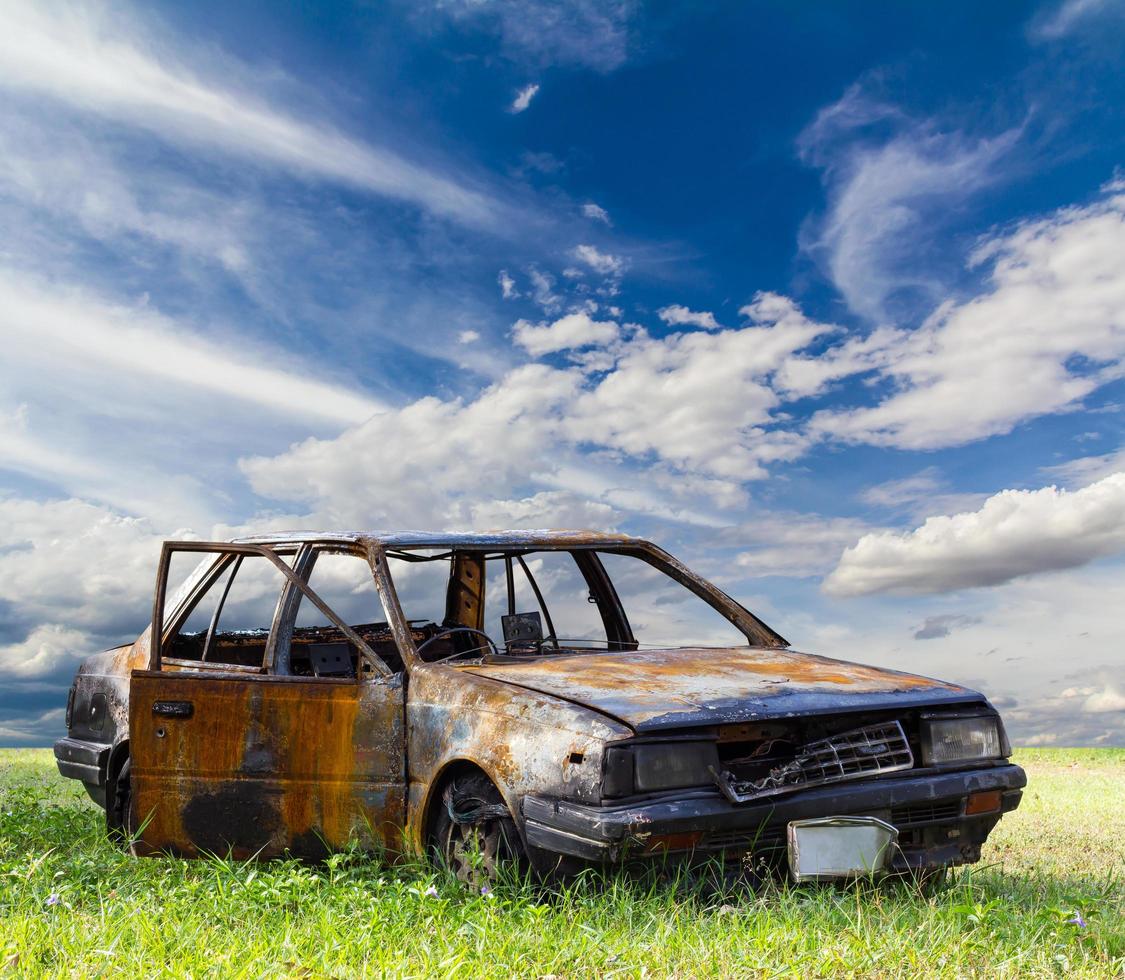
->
(1080, 686), (1125, 713)
(582, 202), (611, 224)
(241, 292), (840, 523)
(458, 329), (481, 344)
(512, 312), (620, 355)
(657, 305), (721, 330)
(799, 84), (1020, 322)
(570, 244), (626, 276)
(0, 0), (499, 226)
(811, 182), (1125, 449)
(825, 472), (1125, 596)
(509, 83), (539, 113)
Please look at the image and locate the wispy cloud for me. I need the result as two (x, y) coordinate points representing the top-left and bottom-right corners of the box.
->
(436, 0), (634, 71)
(582, 202), (611, 224)
(799, 84), (1020, 322)
(1030, 0), (1120, 39)
(0, 0), (500, 226)
(0, 271), (383, 426)
(509, 83), (540, 113)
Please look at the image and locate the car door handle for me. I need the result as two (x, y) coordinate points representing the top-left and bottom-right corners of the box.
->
(152, 700), (193, 718)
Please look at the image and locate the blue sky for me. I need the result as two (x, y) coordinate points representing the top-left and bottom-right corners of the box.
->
(1, 0), (1124, 746)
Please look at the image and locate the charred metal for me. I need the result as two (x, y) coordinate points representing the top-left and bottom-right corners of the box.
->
(53, 529), (1025, 882)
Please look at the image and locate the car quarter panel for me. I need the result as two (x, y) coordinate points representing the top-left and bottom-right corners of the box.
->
(404, 663), (630, 853)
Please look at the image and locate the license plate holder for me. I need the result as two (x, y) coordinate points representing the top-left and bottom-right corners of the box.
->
(787, 816), (898, 881)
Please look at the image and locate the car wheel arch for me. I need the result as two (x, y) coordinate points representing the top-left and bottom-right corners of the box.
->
(420, 759), (520, 848)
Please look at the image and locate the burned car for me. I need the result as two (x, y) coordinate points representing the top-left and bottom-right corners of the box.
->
(54, 531), (1025, 882)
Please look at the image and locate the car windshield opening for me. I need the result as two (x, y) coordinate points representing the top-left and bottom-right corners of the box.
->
(384, 547), (752, 661)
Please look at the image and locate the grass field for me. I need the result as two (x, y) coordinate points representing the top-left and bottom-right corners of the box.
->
(0, 748), (1121, 978)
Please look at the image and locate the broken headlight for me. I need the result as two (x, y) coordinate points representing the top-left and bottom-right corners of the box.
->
(603, 739), (719, 797)
(921, 715), (1004, 765)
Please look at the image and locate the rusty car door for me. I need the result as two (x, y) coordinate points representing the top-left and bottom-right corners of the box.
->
(128, 542), (405, 859)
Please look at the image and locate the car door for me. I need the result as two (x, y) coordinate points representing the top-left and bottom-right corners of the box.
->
(128, 541), (404, 859)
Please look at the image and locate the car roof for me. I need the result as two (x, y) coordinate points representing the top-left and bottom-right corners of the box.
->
(226, 529), (647, 550)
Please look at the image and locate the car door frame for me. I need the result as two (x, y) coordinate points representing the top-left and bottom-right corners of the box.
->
(130, 539), (404, 858)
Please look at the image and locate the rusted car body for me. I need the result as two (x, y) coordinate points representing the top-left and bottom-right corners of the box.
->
(55, 530), (1025, 881)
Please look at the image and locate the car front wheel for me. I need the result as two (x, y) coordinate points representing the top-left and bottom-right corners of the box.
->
(429, 772), (522, 887)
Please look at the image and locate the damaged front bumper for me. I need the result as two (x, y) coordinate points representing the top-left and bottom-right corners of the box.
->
(523, 763), (1026, 872)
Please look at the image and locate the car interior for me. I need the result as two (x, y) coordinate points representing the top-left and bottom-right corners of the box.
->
(162, 544), (750, 677)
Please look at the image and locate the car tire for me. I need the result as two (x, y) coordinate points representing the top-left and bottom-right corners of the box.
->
(106, 757), (133, 846)
(428, 772), (523, 888)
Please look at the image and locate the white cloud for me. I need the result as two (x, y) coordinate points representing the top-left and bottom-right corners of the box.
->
(811, 184), (1125, 449)
(512, 312), (620, 356)
(825, 472), (1125, 596)
(799, 85), (1019, 321)
(458, 329), (481, 344)
(1082, 686), (1125, 713)
(241, 293), (838, 523)
(582, 202), (611, 224)
(0, 0), (498, 226)
(570, 244), (625, 276)
(657, 305), (721, 330)
(509, 83), (540, 113)
(564, 295), (826, 480)
(498, 269), (518, 299)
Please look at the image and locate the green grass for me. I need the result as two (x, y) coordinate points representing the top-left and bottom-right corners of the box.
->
(1, 749), (1121, 977)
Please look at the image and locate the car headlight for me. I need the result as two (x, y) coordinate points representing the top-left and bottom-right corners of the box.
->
(921, 715), (1004, 765)
(603, 739), (719, 797)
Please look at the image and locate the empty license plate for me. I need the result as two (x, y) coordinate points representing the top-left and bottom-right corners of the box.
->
(787, 816), (898, 881)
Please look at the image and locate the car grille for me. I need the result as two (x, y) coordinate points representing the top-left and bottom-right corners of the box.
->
(714, 721), (914, 803)
(891, 799), (962, 826)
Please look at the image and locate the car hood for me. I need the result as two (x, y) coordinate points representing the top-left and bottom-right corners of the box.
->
(464, 646), (978, 732)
